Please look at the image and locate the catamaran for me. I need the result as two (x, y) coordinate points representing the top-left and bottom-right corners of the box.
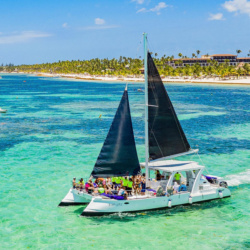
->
(59, 33), (231, 214)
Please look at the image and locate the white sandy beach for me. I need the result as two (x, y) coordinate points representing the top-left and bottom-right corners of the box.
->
(34, 72), (250, 85)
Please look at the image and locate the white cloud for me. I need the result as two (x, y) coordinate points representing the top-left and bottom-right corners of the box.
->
(208, 13), (225, 20)
(132, 0), (145, 4)
(95, 18), (105, 25)
(79, 18), (118, 30)
(222, 0), (250, 16)
(80, 25), (119, 30)
(0, 31), (52, 44)
(62, 23), (69, 28)
(137, 2), (168, 15)
(137, 8), (147, 13)
(150, 2), (167, 13)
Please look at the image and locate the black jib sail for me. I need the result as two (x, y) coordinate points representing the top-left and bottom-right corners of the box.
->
(91, 87), (140, 178)
(147, 52), (191, 160)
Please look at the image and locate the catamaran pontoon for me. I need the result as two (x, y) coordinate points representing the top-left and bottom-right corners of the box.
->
(58, 186), (92, 206)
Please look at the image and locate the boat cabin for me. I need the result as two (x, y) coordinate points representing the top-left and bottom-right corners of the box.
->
(141, 160), (209, 195)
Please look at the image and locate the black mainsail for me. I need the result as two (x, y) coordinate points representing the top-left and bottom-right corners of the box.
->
(91, 87), (140, 178)
(147, 52), (191, 160)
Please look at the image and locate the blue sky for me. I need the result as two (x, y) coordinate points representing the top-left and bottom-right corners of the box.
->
(0, 0), (250, 65)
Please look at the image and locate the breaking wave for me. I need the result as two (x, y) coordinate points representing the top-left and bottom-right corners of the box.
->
(225, 169), (250, 186)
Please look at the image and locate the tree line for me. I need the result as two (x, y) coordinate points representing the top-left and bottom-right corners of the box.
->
(1, 52), (250, 78)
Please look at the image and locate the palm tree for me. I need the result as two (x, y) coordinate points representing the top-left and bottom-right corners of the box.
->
(196, 50), (200, 57)
(243, 63), (250, 75)
(236, 50), (242, 56)
(237, 67), (243, 79)
(192, 53), (196, 58)
(178, 53), (183, 58)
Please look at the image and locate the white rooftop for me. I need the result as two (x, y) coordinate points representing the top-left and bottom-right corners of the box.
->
(140, 160), (204, 172)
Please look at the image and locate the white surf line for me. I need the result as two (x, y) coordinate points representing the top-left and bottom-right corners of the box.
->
(225, 169), (250, 186)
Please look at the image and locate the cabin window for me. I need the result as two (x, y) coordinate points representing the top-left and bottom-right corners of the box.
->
(166, 170), (199, 194)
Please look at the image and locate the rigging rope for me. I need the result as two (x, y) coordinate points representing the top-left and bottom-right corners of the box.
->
(196, 151), (210, 175)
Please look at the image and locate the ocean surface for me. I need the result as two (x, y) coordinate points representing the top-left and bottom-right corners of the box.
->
(0, 74), (249, 249)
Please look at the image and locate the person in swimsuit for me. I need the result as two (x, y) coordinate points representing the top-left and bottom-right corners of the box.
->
(106, 177), (112, 187)
(102, 178), (106, 187)
(72, 178), (76, 189)
(105, 184), (113, 194)
(135, 177), (141, 195)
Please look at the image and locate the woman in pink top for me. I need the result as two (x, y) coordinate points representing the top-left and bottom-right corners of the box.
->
(85, 182), (90, 192)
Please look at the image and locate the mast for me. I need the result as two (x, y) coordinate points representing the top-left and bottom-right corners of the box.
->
(143, 33), (149, 187)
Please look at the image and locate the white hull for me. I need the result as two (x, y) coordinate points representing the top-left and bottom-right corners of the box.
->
(81, 187), (231, 216)
(58, 188), (92, 206)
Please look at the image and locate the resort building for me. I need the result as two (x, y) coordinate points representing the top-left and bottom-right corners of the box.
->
(169, 54), (250, 68)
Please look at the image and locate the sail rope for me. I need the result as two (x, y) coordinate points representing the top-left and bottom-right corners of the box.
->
(135, 36), (143, 59)
(196, 151), (210, 175)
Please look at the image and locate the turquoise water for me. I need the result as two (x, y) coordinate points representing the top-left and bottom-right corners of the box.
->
(0, 74), (249, 249)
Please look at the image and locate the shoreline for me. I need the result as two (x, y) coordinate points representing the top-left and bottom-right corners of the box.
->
(2, 71), (250, 85)
(34, 73), (250, 86)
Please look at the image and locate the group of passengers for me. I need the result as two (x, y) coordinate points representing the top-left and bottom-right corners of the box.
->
(73, 170), (188, 198)
(72, 174), (147, 198)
